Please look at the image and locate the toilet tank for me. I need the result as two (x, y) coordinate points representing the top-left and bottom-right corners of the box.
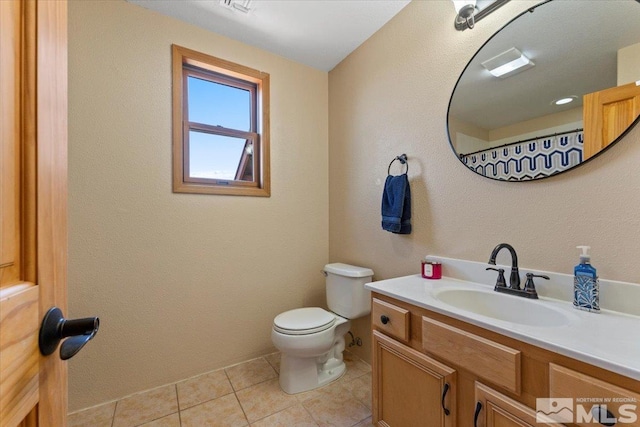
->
(324, 263), (374, 319)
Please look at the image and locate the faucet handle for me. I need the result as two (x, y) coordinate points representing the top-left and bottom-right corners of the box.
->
(486, 267), (506, 290)
(523, 273), (549, 298)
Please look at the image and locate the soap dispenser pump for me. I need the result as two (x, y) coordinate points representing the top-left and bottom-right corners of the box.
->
(573, 245), (599, 312)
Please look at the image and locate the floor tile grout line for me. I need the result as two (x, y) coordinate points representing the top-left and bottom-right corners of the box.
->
(176, 389), (236, 412)
(133, 411), (181, 427)
(175, 381), (183, 412)
(110, 400), (117, 427)
(264, 352), (280, 373)
(75, 352), (372, 426)
(115, 384), (181, 427)
(228, 372), (278, 394)
(235, 381), (296, 425)
(349, 417), (369, 427)
(104, 357), (276, 421)
(231, 391), (251, 426)
(243, 400), (299, 426)
(177, 368), (279, 420)
(225, 356), (277, 393)
(300, 400), (320, 427)
(119, 377), (369, 426)
(177, 359), (277, 421)
(224, 367), (251, 426)
(173, 384), (180, 427)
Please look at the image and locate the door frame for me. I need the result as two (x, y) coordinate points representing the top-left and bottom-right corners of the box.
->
(29, 0), (69, 424)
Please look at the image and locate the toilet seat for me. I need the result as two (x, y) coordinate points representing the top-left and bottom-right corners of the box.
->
(273, 307), (336, 335)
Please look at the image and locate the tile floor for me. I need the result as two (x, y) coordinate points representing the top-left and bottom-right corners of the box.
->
(68, 351), (374, 427)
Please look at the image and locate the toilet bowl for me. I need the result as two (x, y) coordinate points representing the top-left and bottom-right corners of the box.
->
(271, 263), (373, 394)
(272, 308), (351, 394)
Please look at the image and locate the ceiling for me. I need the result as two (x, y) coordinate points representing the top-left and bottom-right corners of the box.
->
(127, 0), (411, 71)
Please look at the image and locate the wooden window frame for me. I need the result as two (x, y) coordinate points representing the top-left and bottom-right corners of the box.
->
(172, 45), (270, 196)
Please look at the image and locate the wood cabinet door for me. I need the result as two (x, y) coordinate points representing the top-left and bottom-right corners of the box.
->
(583, 81), (640, 160)
(474, 382), (561, 427)
(0, 1), (68, 426)
(372, 330), (456, 427)
(549, 364), (640, 427)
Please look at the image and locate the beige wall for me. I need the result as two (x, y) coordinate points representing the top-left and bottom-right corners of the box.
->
(329, 0), (640, 363)
(618, 42), (640, 85)
(448, 115), (489, 153)
(451, 106), (583, 154)
(68, 1), (328, 411)
(69, 0), (640, 410)
(489, 107), (583, 146)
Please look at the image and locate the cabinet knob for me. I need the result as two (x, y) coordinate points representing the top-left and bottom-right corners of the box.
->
(380, 315), (390, 325)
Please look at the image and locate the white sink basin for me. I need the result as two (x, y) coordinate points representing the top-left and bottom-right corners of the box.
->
(433, 288), (571, 327)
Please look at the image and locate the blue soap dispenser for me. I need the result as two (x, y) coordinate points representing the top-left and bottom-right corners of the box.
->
(573, 245), (599, 312)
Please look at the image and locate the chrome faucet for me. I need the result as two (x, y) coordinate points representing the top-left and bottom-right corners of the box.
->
(486, 243), (549, 299)
(488, 243), (520, 290)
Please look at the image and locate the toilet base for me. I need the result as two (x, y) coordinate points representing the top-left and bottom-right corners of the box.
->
(272, 312), (352, 394)
(279, 352), (346, 394)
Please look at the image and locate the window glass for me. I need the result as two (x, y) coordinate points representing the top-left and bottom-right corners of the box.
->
(188, 131), (252, 181)
(187, 76), (251, 131)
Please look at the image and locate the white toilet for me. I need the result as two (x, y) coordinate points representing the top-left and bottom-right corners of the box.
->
(271, 263), (374, 394)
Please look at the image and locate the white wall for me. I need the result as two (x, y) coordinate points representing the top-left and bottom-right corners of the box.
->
(68, 1), (328, 410)
(329, 0), (640, 363)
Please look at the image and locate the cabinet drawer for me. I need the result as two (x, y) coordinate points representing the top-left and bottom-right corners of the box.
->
(549, 364), (640, 427)
(422, 316), (521, 394)
(372, 298), (410, 342)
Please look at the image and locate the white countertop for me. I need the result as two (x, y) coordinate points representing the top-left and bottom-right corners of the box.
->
(365, 274), (640, 381)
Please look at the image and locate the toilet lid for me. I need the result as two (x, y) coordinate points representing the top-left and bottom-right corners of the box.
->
(273, 308), (336, 335)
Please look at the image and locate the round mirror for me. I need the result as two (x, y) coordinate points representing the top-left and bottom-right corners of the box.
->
(447, 0), (640, 181)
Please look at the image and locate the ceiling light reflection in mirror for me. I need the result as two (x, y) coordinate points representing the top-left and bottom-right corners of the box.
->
(447, 0), (640, 182)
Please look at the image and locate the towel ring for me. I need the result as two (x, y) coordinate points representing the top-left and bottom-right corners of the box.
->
(388, 154), (408, 175)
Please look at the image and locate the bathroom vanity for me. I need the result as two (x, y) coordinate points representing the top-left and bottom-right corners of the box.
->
(365, 258), (640, 427)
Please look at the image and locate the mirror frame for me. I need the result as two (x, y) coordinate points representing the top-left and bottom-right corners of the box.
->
(446, 0), (640, 182)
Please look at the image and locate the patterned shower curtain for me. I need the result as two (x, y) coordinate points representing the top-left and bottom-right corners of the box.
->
(460, 130), (583, 180)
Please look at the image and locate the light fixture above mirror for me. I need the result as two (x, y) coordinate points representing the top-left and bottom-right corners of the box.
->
(453, 0), (510, 31)
(453, 0), (477, 29)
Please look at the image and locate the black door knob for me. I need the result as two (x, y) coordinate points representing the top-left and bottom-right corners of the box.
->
(380, 315), (390, 324)
(39, 307), (99, 360)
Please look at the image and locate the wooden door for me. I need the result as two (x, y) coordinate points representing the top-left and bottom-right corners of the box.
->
(372, 330), (456, 427)
(583, 81), (640, 160)
(474, 382), (560, 427)
(0, 1), (68, 426)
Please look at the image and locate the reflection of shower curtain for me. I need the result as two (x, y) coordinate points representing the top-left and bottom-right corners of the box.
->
(460, 131), (583, 181)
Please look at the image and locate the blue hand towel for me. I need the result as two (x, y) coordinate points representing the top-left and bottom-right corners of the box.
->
(381, 173), (411, 234)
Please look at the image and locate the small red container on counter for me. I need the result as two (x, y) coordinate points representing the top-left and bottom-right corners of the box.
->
(421, 259), (442, 279)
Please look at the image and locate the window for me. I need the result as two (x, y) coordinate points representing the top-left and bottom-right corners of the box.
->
(172, 45), (270, 196)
